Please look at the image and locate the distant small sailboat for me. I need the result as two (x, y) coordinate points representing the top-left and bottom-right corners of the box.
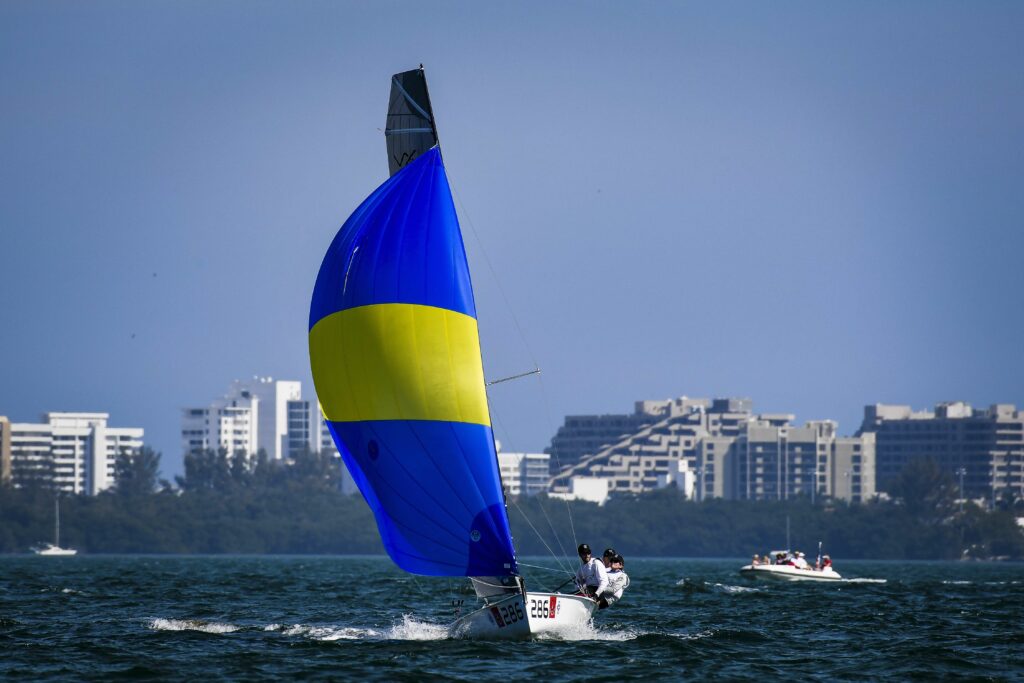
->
(32, 498), (77, 556)
(309, 67), (596, 638)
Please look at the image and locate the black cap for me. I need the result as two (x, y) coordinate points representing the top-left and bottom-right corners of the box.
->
(614, 554), (624, 565)
(577, 543), (591, 556)
(602, 547), (617, 559)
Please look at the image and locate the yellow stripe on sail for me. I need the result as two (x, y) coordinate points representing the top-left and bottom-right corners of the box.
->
(309, 303), (491, 426)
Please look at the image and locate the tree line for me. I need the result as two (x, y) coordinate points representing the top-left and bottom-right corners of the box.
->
(510, 459), (1024, 561)
(1, 451), (1021, 559)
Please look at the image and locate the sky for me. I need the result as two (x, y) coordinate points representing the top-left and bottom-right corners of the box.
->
(2, 1), (1023, 479)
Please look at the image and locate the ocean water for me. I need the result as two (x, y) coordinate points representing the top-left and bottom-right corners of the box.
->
(1, 556), (1022, 680)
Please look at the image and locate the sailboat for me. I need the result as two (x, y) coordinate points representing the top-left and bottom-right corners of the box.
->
(309, 67), (596, 638)
(32, 498), (77, 556)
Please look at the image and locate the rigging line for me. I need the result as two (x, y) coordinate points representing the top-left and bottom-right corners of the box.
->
(488, 408), (574, 577)
(407, 572), (431, 599)
(447, 172), (582, 570)
(486, 368), (541, 386)
(507, 496), (572, 577)
(517, 561), (571, 575)
(535, 371), (581, 557)
(446, 177), (541, 371)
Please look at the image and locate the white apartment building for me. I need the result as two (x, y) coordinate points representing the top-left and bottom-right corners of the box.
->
(548, 477), (610, 505)
(1, 416), (12, 484)
(7, 412), (144, 495)
(551, 398), (875, 504)
(860, 401), (1024, 499)
(182, 377), (310, 460)
(318, 419), (361, 495)
(497, 452), (551, 497)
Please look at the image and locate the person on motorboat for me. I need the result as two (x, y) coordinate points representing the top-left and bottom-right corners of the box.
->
(575, 543), (608, 598)
(793, 551), (809, 570)
(776, 552), (793, 566)
(821, 555), (833, 570)
(598, 554), (630, 609)
(752, 554), (762, 566)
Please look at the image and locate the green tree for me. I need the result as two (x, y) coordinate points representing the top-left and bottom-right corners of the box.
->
(889, 458), (957, 522)
(114, 446), (161, 497)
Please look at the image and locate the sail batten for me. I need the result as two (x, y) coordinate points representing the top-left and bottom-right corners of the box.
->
(310, 142), (518, 577)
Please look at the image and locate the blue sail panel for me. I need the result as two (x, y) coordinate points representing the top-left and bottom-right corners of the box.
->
(309, 148), (475, 327)
(327, 420), (517, 576)
(309, 147), (518, 577)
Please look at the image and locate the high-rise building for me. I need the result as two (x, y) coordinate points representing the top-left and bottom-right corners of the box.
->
(551, 398), (875, 503)
(721, 419), (875, 503)
(317, 419), (359, 495)
(182, 377), (315, 460)
(859, 402), (1024, 500)
(7, 412), (144, 495)
(546, 401), (675, 468)
(497, 452), (551, 497)
(286, 399), (315, 460)
(0, 416), (11, 485)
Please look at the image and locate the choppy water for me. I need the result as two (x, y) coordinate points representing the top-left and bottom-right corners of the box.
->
(1, 556), (1022, 680)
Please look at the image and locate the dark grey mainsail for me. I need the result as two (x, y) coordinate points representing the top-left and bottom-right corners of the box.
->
(385, 67), (438, 176)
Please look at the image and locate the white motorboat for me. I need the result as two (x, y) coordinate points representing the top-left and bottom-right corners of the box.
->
(739, 562), (841, 582)
(745, 548), (839, 581)
(31, 499), (77, 556)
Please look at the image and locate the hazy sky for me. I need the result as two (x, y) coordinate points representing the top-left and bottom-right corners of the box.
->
(2, 1), (1023, 479)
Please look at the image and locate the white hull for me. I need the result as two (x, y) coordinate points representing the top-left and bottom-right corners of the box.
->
(451, 591), (597, 639)
(740, 564), (841, 582)
(32, 544), (77, 556)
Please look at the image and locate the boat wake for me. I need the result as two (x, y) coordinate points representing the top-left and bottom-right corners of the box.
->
(712, 583), (760, 594)
(531, 620), (641, 642)
(675, 578), (761, 594)
(843, 578), (887, 584)
(266, 624), (384, 641)
(386, 615), (451, 640)
(263, 617), (448, 641)
(147, 618), (241, 634)
(145, 614), (641, 642)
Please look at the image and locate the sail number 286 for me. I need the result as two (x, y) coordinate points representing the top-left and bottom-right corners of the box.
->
(529, 597), (556, 619)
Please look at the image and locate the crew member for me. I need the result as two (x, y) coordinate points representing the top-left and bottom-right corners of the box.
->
(793, 551), (809, 569)
(821, 555), (833, 570)
(574, 543), (608, 598)
(598, 554), (630, 609)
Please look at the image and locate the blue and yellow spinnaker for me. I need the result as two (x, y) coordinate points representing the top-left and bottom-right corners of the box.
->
(309, 144), (518, 577)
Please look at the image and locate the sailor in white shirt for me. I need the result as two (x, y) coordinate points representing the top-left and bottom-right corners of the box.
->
(793, 551), (810, 569)
(598, 554), (630, 609)
(574, 543), (608, 598)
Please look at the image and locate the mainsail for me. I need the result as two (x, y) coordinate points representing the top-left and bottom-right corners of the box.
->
(310, 93), (517, 577)
(385, 67), (438, 177)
